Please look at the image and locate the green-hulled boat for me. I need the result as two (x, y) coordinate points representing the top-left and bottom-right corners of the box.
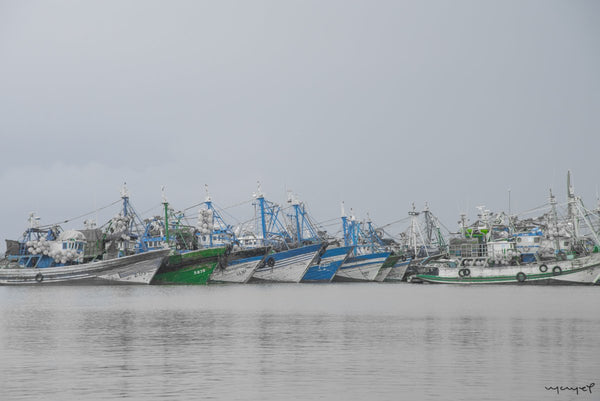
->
(151, 247), (227, 285)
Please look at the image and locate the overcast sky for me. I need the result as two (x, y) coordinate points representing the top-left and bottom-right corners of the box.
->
(1, 0), (599, 250)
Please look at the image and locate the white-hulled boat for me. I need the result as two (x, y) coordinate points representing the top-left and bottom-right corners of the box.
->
(2, 212), (169, 285)
(251, 243), (323, 283)
(384, 258), (412, 282)
(333, 251), (390, 282)
(210, 247), (270, 284)
(0, 248), (168, 285)
(416, 253), (600, 285)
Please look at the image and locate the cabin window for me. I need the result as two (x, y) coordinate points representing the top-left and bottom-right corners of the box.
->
(534, 237), (540, 243)
(63, 243), (67, 249)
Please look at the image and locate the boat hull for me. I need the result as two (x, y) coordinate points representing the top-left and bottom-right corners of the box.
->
(0, 249), (169, 285)
(210, 247), (270, 284)
(333, 252), (390, 282)
(151, 247), (226, 285)
(417, 254), (600, 285)
(385, 258), (412, 282)
(251, 243), (322, 283)
(374, 254), (401, 282)
(302, 246), (353, 282)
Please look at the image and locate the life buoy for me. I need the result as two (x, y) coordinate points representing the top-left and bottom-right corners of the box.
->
(266, 257), (275, 268)
(459, 268), (470, 277)
(516, 272), (526, 282)
(35, 273), (43, 283)
(539, 264), (548, 273)
(552, 266), (562, 276)
(522, 246), (530, 252)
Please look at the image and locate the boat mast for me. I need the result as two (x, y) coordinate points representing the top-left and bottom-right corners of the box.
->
(255, 182), (267, 246)
(549, 189), (561, 252)
(366, 213), (375, 253)
(204, 184), (214, 247)
(341, 202), (350, 247)
(121, 182), (129, 218)
(408, 203), (426, 256)
(423, 203), (433, 246)
(567, 170), (580, 239)
(573, 195), (600, 248)
(290, 192), (303, 244)
(162, 186), (170, 249)
(459, 213), (468, 237)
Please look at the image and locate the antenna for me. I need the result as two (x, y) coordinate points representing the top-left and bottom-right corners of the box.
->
(121, 182), (129, 199)
(341, 201), (346, 217)
(204, 184), (211, 202)
(508, 188), (511, 217)
(161, 185), (167, 204)
(28, 212), (40, 229)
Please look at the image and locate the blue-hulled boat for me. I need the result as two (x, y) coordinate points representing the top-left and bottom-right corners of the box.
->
(333, 204), (393, 282)
(302, 245), (353, 282)
(251, 242), (323, 283)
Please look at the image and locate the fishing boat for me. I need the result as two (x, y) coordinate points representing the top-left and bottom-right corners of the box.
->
(152, 247), (227, 285)
(415, 172), (600, 285)
(251, 242), (323, 283)
(334, 252), (390, 282)
(416, 253), (600, 284)
(195, 188), (271, 283)
(1, 213), (168, 285)
(247, 187), (324, 283)
(374, 253), (402, 282)
(333, 205), (390, 282)
(281, 193), (353, 282)
(302, 245), (353, 282)
(391, 203), (447, 281)
(383, 257), (412, 282)
(138, 191), (229, 285)
(210, 247), (270, 283)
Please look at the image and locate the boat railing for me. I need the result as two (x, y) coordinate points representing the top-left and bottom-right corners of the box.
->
(448, 243), (489, 258)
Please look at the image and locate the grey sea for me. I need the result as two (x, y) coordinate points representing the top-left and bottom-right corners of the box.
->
(0, 284), (598, 401)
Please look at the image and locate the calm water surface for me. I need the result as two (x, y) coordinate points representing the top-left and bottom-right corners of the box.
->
(0, 284), (598, 400)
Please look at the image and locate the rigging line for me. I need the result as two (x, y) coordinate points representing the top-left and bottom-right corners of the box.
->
(314, 217), (340, 226)
(375, 216), (411, 230)
(41, 199), (122, 228)
(138, 203), (163, 217)
(182, 197), (254, 213)
(212, 202), (243, 225)
(437, 219), (453, 235)
(221, 198), (254, 210)
(183, 201), (205, 212)
(514, 202), (551, 217)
